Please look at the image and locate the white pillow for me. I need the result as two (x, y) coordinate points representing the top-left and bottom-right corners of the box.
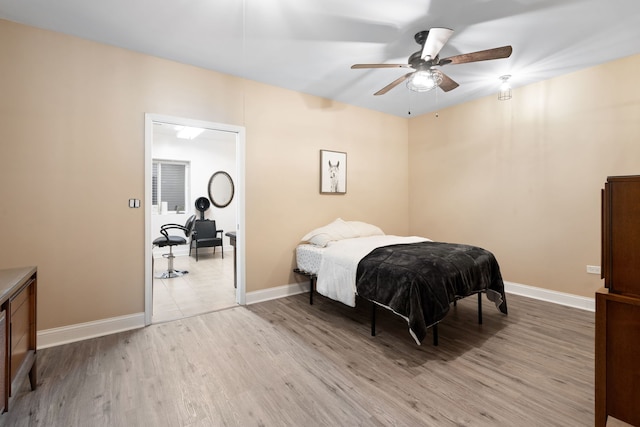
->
(301, 218), (358, 247)
(347, 221), (385, 237)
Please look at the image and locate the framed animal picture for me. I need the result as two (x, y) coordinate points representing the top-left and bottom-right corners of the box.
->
(320, 149), (347, 194)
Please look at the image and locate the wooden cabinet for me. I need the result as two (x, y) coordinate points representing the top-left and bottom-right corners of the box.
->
(596, 176), (640, 426)
(0, 266), (37, 413)
(602, 175), (640, 297)
(595, 289), (640, 426)
(0, 311), (5, 413)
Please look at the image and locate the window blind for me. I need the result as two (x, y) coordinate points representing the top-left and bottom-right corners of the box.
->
(152, 161), (187, 212)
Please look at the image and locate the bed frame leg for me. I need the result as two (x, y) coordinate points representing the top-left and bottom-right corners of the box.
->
(433, 324), (439, 346)
(371, 303), (376, 336)
(478, 292), (483, 324)
(293, 269), (317, 306)
(309, 276), (315, 305)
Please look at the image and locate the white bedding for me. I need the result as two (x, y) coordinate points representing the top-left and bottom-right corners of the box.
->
(295, 244), (326, 275)
(315, 235), (429, 307)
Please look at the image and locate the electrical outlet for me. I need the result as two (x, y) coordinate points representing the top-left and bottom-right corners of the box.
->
(586, 265), (601, 275)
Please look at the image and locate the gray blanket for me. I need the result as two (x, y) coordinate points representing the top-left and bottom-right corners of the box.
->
(355, 241), (508, 344)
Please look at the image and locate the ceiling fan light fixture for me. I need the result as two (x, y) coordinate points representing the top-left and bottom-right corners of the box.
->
(406, 69), (443, 92)
(498, 75), (512, 101)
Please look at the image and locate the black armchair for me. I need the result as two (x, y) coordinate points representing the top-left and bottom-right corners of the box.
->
(153, 215), (196, 279)
(189, 219), (224, 261)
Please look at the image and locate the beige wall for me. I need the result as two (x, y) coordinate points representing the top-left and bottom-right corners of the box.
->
(0, 20), (408, 330)
(408, 54), (640, 298)
(243, 81), (409, 288)
(4, 17), (638, 331)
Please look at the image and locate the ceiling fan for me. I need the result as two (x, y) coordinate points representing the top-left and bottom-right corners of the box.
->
(351, 28), (512, 95)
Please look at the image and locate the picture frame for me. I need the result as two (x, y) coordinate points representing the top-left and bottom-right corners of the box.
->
(320, 149), (347, 194)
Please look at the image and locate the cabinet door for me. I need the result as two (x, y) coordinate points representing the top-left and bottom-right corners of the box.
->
(0, 310), (5, 412)
(605, 298), (640, 425)
(607, 178), (640, 296)
(602, 187), (609, 282)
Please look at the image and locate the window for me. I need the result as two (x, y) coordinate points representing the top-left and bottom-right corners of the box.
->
(152, 160), (190, 214)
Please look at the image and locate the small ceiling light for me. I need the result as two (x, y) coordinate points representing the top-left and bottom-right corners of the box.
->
(407, 69), (443, 92)
(498, 75), (512, 101)
(174, 125), (205, 140)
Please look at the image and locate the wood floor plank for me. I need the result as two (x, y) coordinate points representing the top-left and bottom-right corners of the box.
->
(0, 293), (595, 426)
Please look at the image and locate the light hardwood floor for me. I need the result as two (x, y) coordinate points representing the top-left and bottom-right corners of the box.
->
(152, 249), (236, 323)
(1, 292), (599, 426)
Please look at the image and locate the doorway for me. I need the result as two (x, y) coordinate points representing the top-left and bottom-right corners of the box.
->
(144, 114), (245, 325)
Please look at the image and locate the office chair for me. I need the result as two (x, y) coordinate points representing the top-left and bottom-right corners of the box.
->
(153, 214), (196, 279)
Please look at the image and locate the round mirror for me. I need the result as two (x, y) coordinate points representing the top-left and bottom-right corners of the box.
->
(208, 171), (235, 208)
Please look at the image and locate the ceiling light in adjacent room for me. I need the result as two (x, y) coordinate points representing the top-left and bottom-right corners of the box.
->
(498, 75), (512, 101)
(174, 126), (205, 140)
(407, 69), (443, 92)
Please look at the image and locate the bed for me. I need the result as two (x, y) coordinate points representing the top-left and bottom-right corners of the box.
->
(294, 219), (508, 345)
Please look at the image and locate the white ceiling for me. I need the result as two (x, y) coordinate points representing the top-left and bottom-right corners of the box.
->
(2, 0), (640, 118)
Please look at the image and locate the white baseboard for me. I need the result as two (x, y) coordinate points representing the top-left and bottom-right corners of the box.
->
(245, 282), (310, 305)
(37, 280), (593, 349)
(37, 313), (145, 350)
(246, 280), (596, 312)
(504, 281), (595, 312)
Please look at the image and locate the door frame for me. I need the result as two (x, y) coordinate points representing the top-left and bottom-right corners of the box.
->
(144, 113), (246, 325)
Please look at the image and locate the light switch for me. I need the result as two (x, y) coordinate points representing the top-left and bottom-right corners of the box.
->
(129, 199), (135, 208)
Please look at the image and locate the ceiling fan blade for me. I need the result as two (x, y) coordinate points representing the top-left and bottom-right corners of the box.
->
(421, 27), (454, 60)
(351, 64), (411, 69)
(440, 45), (513, 65)
(374, 73), (413, 95)
(438, 72), (459, 92)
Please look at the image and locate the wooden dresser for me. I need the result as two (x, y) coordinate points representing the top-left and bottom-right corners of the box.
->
(0, 266), (37, 413)
(596, 176), (640, 426)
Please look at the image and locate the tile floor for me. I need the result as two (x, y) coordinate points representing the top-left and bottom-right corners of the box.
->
(152, 248), (236, 323)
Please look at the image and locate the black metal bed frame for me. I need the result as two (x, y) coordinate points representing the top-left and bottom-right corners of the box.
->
(293, 268), (317, 305)
(294, 268), (485, 346)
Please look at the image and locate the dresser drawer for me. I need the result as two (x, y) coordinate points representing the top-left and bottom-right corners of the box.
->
(10, 283), (28, 316)
(0, 310), (6, 412)
(0, 267), (37, 412)
(10, 287), (30, 381)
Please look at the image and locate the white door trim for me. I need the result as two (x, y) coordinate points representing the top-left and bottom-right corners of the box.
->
(144, 113), (246, 325)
